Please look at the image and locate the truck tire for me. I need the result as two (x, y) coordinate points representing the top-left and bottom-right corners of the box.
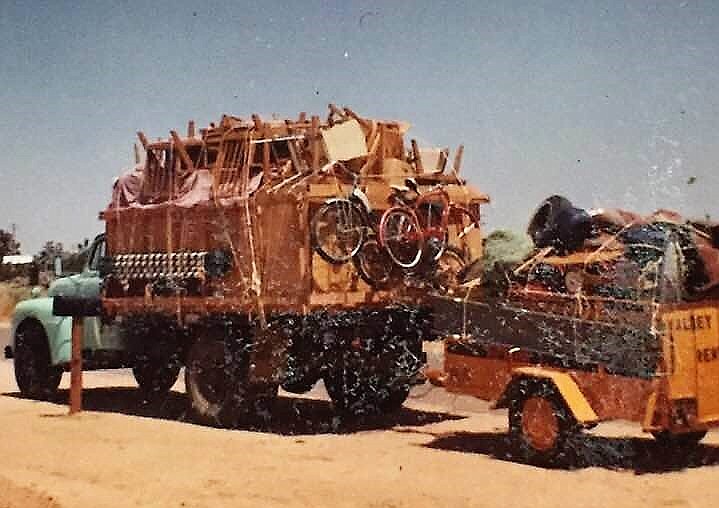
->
(508, 380), (575, 464)
(324, 365), (410, 418)
(132, 360), (180, 400)
(185, 338), (278, 427)
(13, 321), (62, 400)
(185, 339), (236, 427)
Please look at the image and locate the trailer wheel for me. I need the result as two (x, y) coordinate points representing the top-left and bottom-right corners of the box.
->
(508, 380), (574, 464)
(651, 430), (707, 449)
(13, 320), (62, 400)
(185, 340), (237, 427)
(132, 360), (180, 400)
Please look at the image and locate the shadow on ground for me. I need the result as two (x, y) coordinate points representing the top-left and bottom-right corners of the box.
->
(3, 388), (463, 436)
(423, 430), (719, 473)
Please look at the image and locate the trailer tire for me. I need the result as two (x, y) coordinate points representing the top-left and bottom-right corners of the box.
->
(651, 430), (707, 449)
(508, 380), (575, 464)
(13, 320), (62, 400)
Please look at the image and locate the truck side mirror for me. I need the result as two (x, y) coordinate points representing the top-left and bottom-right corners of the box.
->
(98, 256), (114, 278)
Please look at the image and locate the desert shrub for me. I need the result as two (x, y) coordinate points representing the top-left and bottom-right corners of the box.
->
(0, 282), (35, 320)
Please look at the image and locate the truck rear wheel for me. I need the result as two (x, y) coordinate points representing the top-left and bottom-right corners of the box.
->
(185, 340), (236, 426)
(508, 380), (575, 464)
(185, 339), (278, 427)
(13, 321), (62, 400)
(324, 366), (410, 418)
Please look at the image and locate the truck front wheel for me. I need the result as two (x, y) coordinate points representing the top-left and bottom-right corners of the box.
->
(13, 321), (62, 400)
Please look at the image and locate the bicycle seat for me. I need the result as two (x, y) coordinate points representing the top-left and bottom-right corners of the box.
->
(389, 185), (418, 206)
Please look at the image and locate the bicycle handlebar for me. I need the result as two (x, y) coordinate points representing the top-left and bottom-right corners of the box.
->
(320, 160), (359, 183)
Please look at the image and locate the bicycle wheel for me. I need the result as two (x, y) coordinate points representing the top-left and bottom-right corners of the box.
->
(353, 236), (396, 288)
(311, 200), (365, 264)
(449, 204), (480, 242)
(433, 245), (467, 291)
(380, 208), (423, 269)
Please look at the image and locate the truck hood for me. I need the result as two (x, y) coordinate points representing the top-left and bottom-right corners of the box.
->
(47, 274), (85, 298)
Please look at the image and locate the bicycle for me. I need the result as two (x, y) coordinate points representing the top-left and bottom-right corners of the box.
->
(310, 162), (396, 287)
(378, 178), (479, 271)
(310, 161), (371, 264)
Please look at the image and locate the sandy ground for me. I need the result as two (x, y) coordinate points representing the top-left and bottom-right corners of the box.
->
(2, 334), (719, 507)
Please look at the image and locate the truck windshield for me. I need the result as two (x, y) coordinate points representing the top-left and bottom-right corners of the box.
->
(87, 237), (106, 272)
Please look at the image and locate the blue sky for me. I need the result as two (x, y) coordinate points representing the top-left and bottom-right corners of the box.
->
(1, 0), (718, 253)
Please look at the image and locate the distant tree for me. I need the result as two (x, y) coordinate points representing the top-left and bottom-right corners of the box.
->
(35, 239), (90, 275)
(0, 229), (20, 259)
(35, 241), (64, 262)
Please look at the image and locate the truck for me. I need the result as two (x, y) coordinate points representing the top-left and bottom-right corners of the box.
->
(8, 105), (488, 426)
(428, 199), (719, 463)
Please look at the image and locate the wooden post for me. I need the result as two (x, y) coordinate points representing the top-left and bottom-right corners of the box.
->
(53, 296), (100, 415)
(137, 131), (149, 149)
(452, 144), (464, 175)
(170, 130), (195, 171)
(262, 127), (271, 178)
(411, 139), (423, 173)
(69, 317), (83, 414)
(311, 115), (320, 172)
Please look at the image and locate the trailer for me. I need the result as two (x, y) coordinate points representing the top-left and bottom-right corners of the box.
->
(428, 228), (719, 463)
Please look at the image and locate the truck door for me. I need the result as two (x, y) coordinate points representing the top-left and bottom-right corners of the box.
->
(82, 236), (124, 351)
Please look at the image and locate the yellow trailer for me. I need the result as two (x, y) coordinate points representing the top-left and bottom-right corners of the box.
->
(428, 240), (719, 463)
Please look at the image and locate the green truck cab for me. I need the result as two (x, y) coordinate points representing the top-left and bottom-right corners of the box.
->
(7, 234), (169, 399)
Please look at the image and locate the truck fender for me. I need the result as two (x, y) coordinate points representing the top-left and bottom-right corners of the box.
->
(12, 299), (73, 366)
(493, 366), (599, 427)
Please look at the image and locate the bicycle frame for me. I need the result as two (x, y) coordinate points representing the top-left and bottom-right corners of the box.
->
(387, 185), (479, 245)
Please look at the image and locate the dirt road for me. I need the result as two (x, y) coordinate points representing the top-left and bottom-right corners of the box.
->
(2, 355), (719, 508)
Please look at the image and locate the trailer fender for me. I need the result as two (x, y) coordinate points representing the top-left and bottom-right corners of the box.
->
(493, 366), (599, 427)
